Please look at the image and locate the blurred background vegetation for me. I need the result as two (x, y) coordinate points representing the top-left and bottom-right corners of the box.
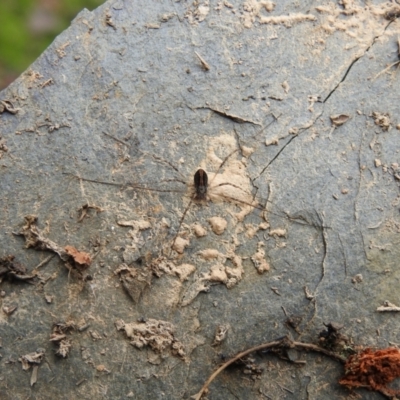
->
(0, 0), (104, 91)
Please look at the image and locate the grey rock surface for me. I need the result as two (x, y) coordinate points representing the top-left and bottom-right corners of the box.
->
(1, 0), (400, 399)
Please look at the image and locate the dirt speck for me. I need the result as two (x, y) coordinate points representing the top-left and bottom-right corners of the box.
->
(242, 0), (276, 28)
(198, 249), (221, 260)
(330, 114), (350, 127)
(212, 324), (229, 346)
(269, 228), (287, 238)
(372, 112), (391, 131)
(208, 216), (227, 235)
(115, 318), (186, 360)
(241, 145), (254, 157)
(172, 237), (190, 254)
(117, 218), (151, 230)
(206, 264), (228, 283)
(174, 263), (196, 281)
(266, 137), (279, 146)
(251, 242), (270, 273)
(282, 80), (290, 93)
(245, 221), (269, 238)
(193, 223), (207, 237)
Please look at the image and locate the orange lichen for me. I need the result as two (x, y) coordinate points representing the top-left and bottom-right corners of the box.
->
(339, 347), (400, 395)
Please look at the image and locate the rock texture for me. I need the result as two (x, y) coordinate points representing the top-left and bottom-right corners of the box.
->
(1, 1), (400, 399)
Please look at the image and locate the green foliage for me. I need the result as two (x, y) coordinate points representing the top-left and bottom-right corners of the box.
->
(0, 0), (34, 71)
(0, 0), (104, 89)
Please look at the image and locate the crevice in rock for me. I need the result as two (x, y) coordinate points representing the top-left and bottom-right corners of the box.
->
(322, 21), (393, 104)
(257, 111), (324, 179)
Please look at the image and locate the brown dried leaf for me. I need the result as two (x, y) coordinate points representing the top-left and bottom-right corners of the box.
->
(64, 246), (92, 266)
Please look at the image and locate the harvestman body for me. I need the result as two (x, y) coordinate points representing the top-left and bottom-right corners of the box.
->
(193, 169), (208, 200)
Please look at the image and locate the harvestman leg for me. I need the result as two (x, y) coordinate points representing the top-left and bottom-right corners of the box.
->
(66, 149), (311, 254)
(169, 148), (330, 252)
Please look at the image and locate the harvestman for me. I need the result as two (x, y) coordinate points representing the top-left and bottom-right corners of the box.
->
(65, 149), (318, 253)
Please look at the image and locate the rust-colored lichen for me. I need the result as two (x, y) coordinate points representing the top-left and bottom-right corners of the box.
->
(339, 347), (400, 396)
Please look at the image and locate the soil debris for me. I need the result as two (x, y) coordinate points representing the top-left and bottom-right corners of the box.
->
(2, 304), (18, 316)
(19, 349), (45, 387)
(208, 216), (227, 235)
(77, 203), (103, 222)
(376, 300), (400, 312)
(50, 321), (75, 358)
(193, 223), (207, 237)
(19, 349), (45, 370)
(372, 112), (391, 131)
(318, 322), (353, 356)
(251, 242), (270, 274)
(115, 318), (186, 360)
(105, 9), (116, 29)
(172, 236), (190, 254)
(0, 135), (8, 158)
(14, 215), (92, 280)
(212, 325), (229, 346)
(114, 264), (152, 304)
(0, 100), (19, 114)
(149, 257), (195, 280)
(0, 255), (36, 283)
